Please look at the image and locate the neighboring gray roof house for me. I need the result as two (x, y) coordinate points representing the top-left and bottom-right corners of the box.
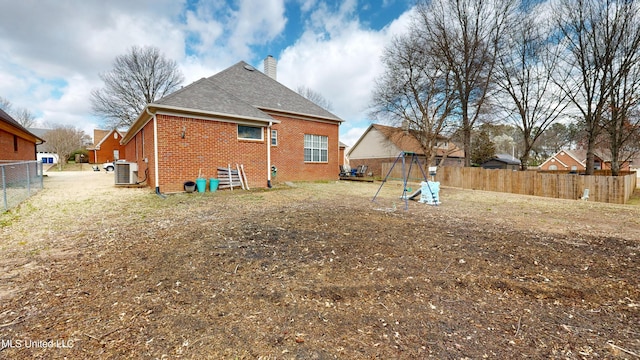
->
(481, 154), (521, 169)
(28, 128), (52, 152)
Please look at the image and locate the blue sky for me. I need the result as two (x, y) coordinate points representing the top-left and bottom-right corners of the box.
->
(0, 0), (414, 146)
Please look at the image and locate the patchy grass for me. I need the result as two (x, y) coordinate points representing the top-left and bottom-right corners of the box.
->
(627, 187), (640, 205)
(44, 162), (94, 172)
(1, 177), (639, 359)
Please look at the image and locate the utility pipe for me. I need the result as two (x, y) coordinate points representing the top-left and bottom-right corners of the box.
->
(146, 108), (166, 198)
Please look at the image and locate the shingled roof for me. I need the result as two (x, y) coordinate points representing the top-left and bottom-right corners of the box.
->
(0, 108), (43, 143)
(371, 124), (464, 158)
(122, 60), (344, 145)
(208, 61), (342, 122)
(153, 77), (274, 122)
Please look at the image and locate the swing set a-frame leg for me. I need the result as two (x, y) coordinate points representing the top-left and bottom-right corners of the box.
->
(372, 151), (405, 203)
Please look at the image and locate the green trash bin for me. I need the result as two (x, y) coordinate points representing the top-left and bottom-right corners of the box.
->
(195, 178), (206, 193)
(209, 178), (219, 192)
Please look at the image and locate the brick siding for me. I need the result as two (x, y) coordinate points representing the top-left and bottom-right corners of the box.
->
(0, 129), (36, 161)
(90, 131), (127, 164)
(124, 113), (340, 192)
(269, 115), (340, 184)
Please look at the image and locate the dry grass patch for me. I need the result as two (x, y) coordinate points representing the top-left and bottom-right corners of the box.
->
(1, 174), (639, 358)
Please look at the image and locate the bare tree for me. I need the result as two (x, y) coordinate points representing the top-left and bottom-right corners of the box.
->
(91, 45), (184, 129)
(0, 96), (11, 112)
(600, 1), (640, 175)
(492, 2), (569, 170)
(533, 122), (583, 160)
(0, 96), (37, 128)
(603, 69), (640, 175)
(553, 0), (640, 175)
(296, 86), (333, 111)
(13, 108), (36, 128)
(370, 30), (457, 166)
(414, 0), (515, 166)
(43, 125), (91, 170)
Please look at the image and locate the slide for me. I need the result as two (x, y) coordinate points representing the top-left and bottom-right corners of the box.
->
(408, 188), (422, 200)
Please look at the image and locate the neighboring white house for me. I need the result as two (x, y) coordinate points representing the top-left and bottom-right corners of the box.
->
(36, 152), (59, 165)
(346, 123), (464, 178)
(28, 128), (58, 165)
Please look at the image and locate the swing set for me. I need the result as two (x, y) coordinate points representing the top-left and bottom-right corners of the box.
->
(372, 151), (438, 210)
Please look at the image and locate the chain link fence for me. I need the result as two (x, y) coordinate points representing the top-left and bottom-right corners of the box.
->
(1, 160), (44, 211)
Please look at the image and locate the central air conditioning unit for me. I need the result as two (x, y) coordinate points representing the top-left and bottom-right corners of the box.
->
(114, 162), (138, 185)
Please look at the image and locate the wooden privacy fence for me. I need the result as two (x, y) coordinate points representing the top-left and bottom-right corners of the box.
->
(430, 167), (637, 204)
(381, 161), (638, 204)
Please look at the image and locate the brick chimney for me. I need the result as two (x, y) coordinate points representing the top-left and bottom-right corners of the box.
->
(263, 55), (277, 80)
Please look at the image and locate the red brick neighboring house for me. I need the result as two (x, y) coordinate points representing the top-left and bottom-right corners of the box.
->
(339, 141), (348, 167)
(0, 108), (43, 161)
(120, 60), (344, 193)
(87, 129), (127, 164)
(539, 148), (632, 172)
(537, 148), (631, 172)
(347, 124), (463, 178)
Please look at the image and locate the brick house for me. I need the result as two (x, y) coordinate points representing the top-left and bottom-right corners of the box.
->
(120, 58), (344, 193)
(0, 108), (43, 161)
(339, 141), (348, 167)
(539, 149), (599, 172)
(538, 148), (631, 172)
(87, 129), (127, 164)
(347, 124), (463, 178)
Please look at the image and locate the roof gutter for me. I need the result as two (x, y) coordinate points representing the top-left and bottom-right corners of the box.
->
(146, 108), (165, 199)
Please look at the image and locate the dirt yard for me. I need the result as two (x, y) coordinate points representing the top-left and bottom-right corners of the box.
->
(1, 171), (639, 359)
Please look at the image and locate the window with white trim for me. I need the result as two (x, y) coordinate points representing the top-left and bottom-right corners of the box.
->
(238, 125), (263, 140)
(271, 130), (278, 146)
(304, 134), (328, 162)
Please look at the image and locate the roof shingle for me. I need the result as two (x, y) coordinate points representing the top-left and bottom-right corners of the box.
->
(208, 61), (342, 122)
(154, 77), (274, 122)
(0, 108), (43, 142)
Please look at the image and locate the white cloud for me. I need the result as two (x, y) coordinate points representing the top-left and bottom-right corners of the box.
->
(233, 0), (287, 45)
(341, 125), (370, 147)
(277, 4), (414, 143)
(0, 0), (414, 146)
(0, 1), (187, 135)
(181, 0), (287, 67)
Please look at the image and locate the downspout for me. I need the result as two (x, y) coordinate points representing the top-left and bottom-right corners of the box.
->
(267, 122), (272, 188)
(34, 138), (44, 162)
(147, 108), (166, 198)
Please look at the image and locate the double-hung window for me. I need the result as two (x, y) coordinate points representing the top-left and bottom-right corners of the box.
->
(304, 134), (328, 162)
